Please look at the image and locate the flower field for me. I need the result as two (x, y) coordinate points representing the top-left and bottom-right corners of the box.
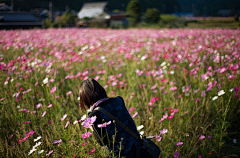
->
(0, 28), (239, 157)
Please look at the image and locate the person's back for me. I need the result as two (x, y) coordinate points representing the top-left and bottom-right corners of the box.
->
(89, 96), (140, 157)
(79, 78), (140, 157)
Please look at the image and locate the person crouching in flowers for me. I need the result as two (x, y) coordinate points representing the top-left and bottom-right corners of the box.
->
(79, 78), (140, 157)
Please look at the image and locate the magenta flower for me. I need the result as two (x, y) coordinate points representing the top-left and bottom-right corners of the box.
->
(174, 152), (180, 157)
(98, 121), (111, 128)
(23, 121), (30, 124)
(82, 116), (97, 128)
(50, 86), (56, 93)
(36, 103), (42, 108)
(160, 129), (168, 135)
(132, 112), (138, 118)
(82, 141), (89, 146)
(42, 111), (46, 117)
(129, 107), (136, 114)
(66, 91), (72, 96)
(201, 91), (206, 97)
(47, 104), (53, 108)
(65, 121), (70, 128)
(61, 114), (67, 121)
(89, 148), (96, 154)
(46, 150), (53, 156)
(199, 135), (205, 140)
(154, 135), (162, 142)
(82, 132), (92, 139)
(234, 87), (239, 92)
(53, 139), (62, 144)
(176, 142), (183, 146)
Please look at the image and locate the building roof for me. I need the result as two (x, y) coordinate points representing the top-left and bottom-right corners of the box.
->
(0, 12), (40, 22)
(0, 4), (12, 11)
(77, 2), (108, 19)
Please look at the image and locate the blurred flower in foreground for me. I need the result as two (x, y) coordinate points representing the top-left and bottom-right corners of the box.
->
(174, 152), (180, 157)
(218, 90), (225, 96)
(38, 150), (44, 154)
(199, 135), (205, 140)
(89, 148), (96, 154)
(137, 125), (144, 131)
(212, 96), (218, 101)
(82, 116), (97, 128)
(98, 121), (111, 128)
(82, 132), (92, 139)
(46, 150), (53, 156)
(160, 129), (168, 135)
(61, 114), (67, 121)
(176, 142), (183, 146)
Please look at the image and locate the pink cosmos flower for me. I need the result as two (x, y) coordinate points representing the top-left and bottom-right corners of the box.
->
(66, 91), (72, 96)
(129, 107), (136, 114)
(46, 150), (53, 156)
(50, 86), (56, 93)
(42, 111), (46, 117)
(82, 116), (97, 128)
(82, 132), (92, 139)
(36, 103), (42, 108)
(53, 139), (62, 144)
(174, 152), (180, 157)
(199, 135), (205, 140)
(98, 121), (111, 128)
(23, 121), (30, 124)
(176, 142), (183, 146)
(47, 104), (53, 108)
(132, 112), (138, 118)
(150, 83), (158, 90)
(170, 87), (178, 91)
(65, 121), (70, 128)
(82, 141), (89, 145)
(61, 114), (67, 121)
(89, 148), (96, 154)
(154, 135), (162, 142)
(160, 129), (168, 135)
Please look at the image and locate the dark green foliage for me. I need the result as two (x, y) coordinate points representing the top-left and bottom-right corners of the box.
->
(234, 14), (239, 22)
(43, 11), (77, 28)
(126, 0), (141, 26)
(145, 8), (160, 23)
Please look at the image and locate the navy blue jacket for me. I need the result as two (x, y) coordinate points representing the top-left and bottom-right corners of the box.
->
(88, 96), (140, 156)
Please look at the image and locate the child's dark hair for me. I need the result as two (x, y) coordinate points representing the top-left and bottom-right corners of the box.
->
(79, 78), (107, 111)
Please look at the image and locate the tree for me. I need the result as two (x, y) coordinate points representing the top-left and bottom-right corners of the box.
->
(145, 8), (160, 23)
(126, 0), (141, 27)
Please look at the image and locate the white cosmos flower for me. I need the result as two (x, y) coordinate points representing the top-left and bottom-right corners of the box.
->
(34, 136), (42, 142)
(33, 142), (42, 148)
(161, 61), (166, 67)
(11, 79), (14, 82)
(38, 150), (44, 154)
(229, 88), (234, 92)
(218, 90), (225, 96)
(28, 148), (37, 155)
(73, 120), (78, 125)
(81, 114), (87, 121)
(43, 78), (48, 84)
(137, 125), (144, 131)
(139, 131), (144, 135)
(77, 97), (80, 101)
(169, 70), (174, 74)
(212, 96), (218, 101)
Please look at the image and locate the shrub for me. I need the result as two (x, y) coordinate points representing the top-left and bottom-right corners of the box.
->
(145, 8), (160, 23)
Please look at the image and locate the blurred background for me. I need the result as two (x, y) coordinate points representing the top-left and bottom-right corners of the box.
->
(0, 0), (240, 29)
